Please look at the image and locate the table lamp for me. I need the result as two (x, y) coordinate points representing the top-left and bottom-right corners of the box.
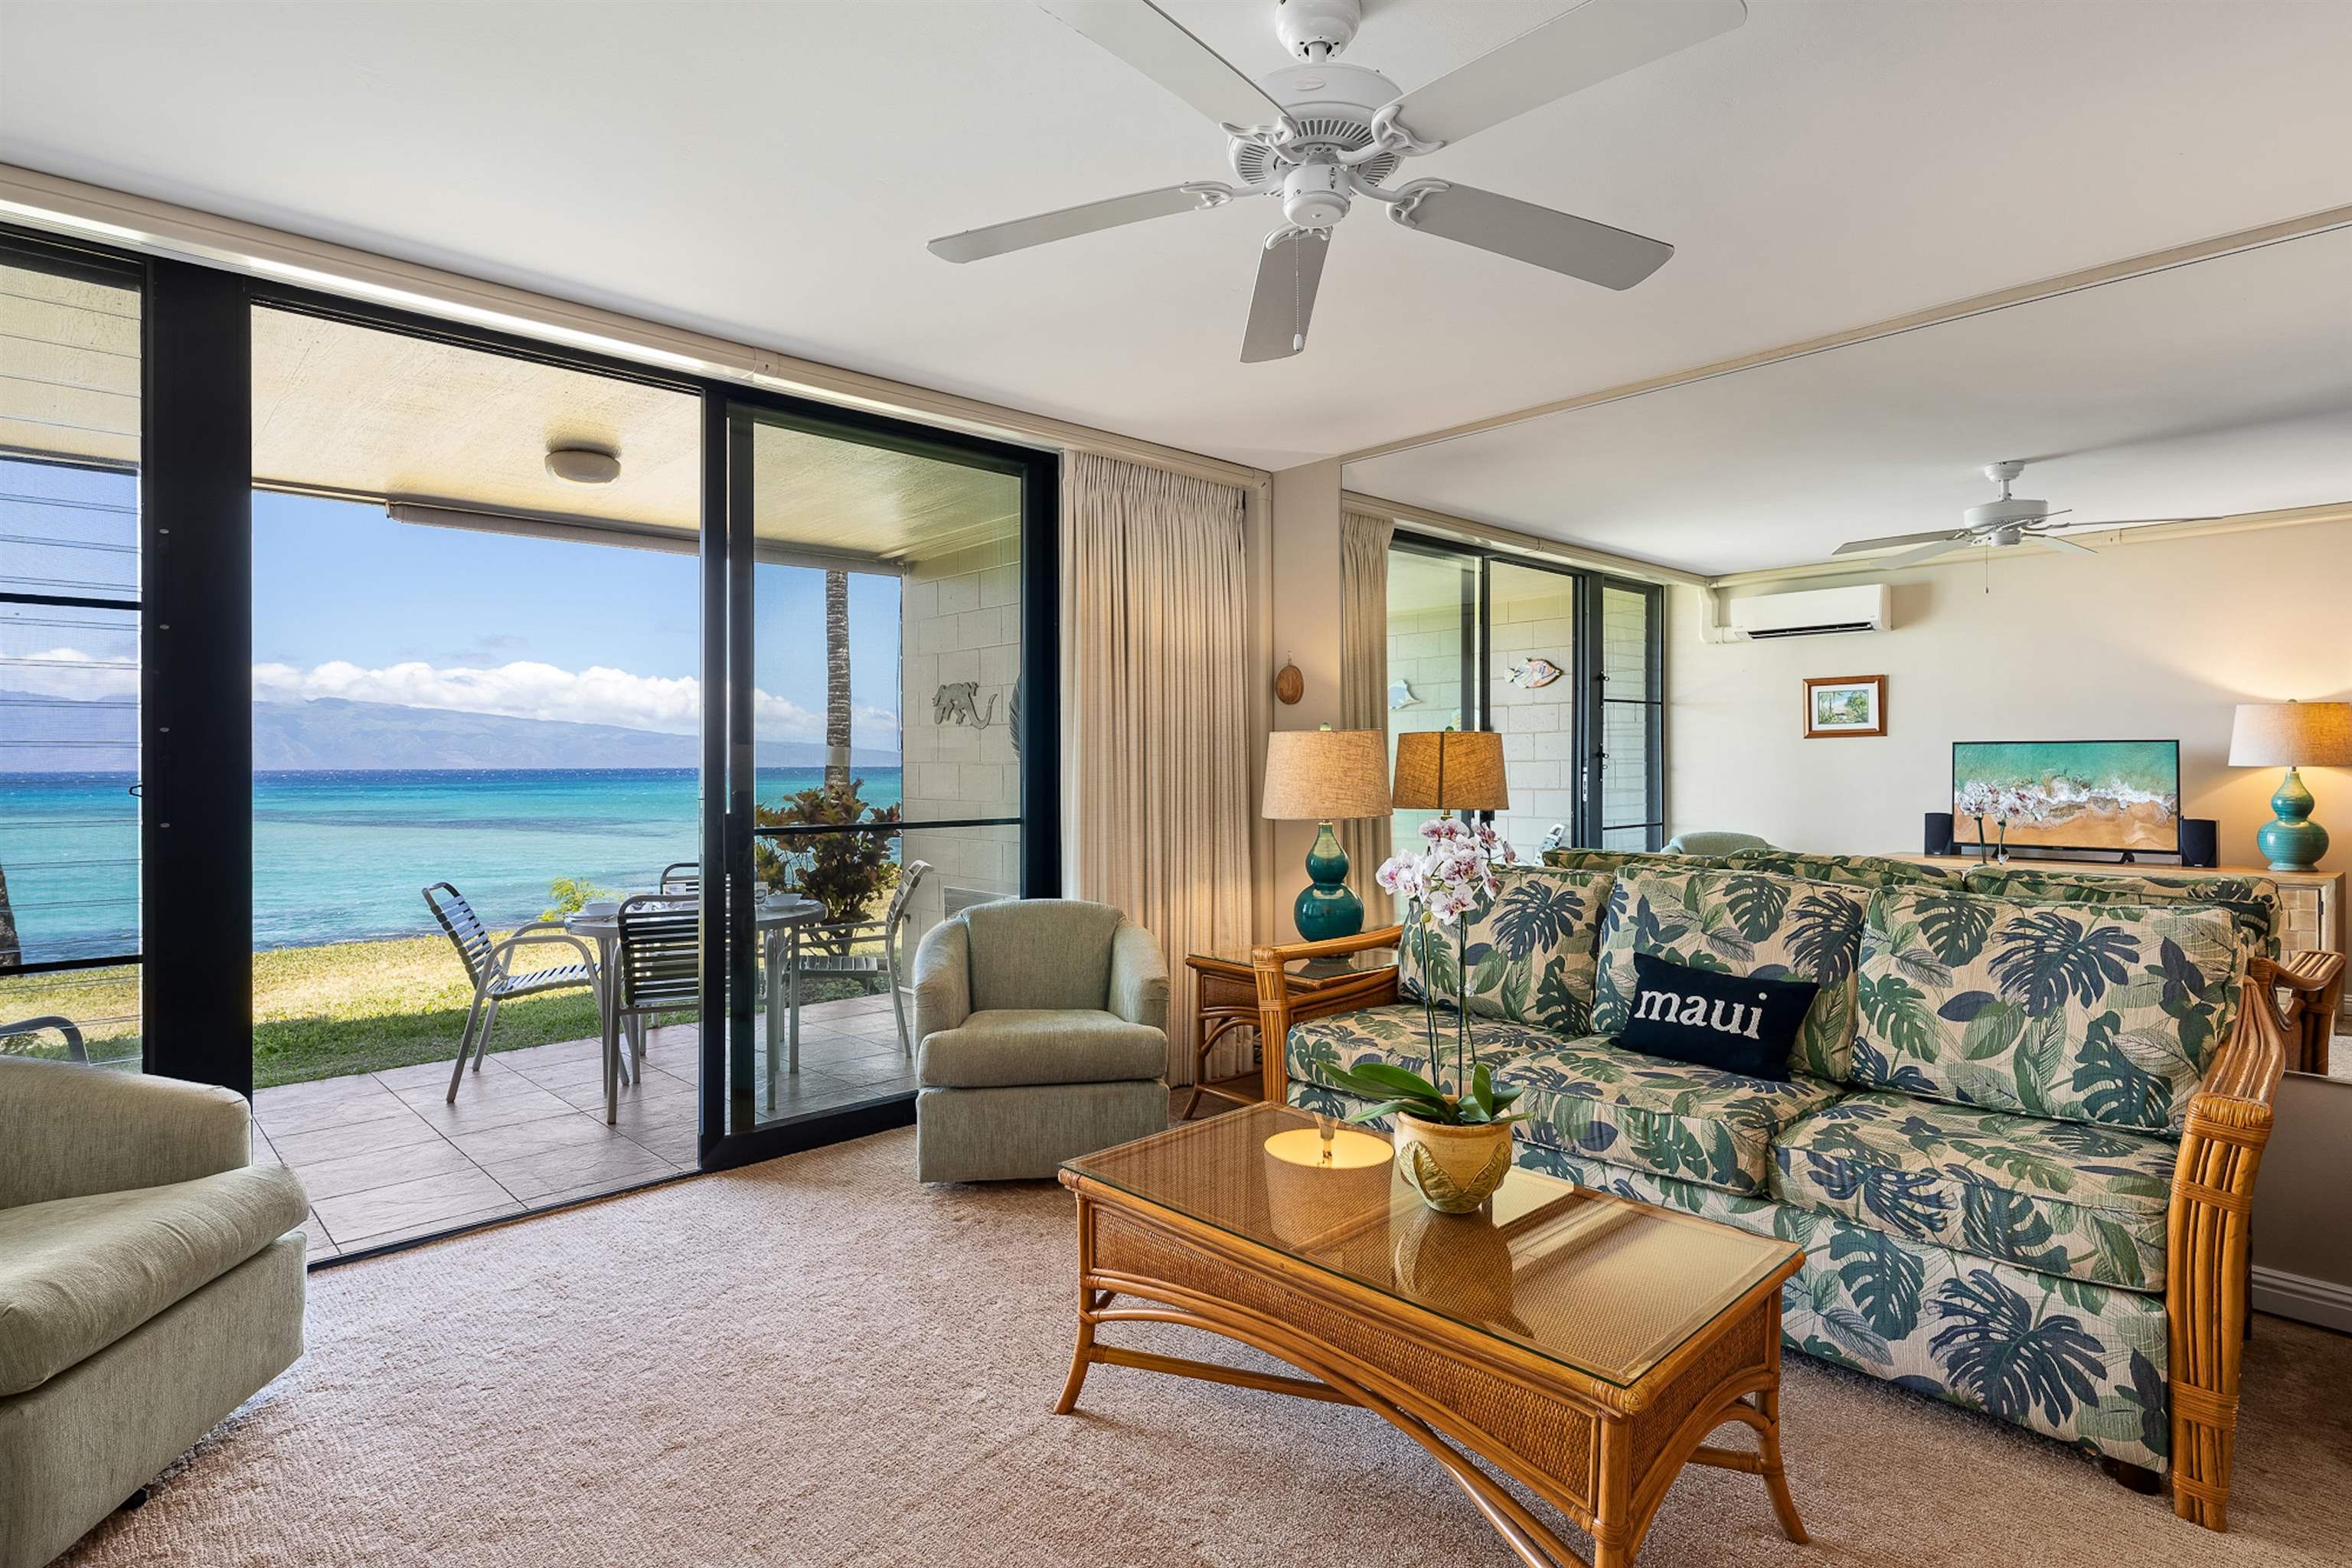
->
(2229, 700), (2352, 871)
(1261, 726), (1393, 940)
(1391, 728), (1510, 818)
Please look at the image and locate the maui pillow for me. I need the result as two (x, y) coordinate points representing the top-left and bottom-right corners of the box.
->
(1619, 951), (1818, 1081)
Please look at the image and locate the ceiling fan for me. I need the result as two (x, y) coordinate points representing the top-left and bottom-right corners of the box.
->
(926, 0), (1748, 362)
(1831, 461), (2213, 570)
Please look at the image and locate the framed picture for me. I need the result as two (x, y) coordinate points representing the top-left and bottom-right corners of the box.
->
(1803, 675), (1886, 738)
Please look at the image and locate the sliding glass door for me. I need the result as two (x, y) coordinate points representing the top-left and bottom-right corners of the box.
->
(1383, 532), (1664, 858)
(704, 401), (1054, 1156)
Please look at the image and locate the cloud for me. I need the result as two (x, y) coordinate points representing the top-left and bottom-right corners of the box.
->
(6, 648), (140, 701)
(8, 648), (898, 751)
(250, 658), (899, 750)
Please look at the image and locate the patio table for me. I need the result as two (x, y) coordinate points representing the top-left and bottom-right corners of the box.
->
(565, 896), (823, 1073)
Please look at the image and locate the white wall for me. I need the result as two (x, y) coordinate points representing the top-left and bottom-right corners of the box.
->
(1265, 459), (1345, 936)
(1667, 518), (2352, 876)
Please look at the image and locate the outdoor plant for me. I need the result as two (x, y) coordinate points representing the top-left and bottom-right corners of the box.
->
(755, 778), (900, 956)
(1361, 815), (1518, 1113)
(541, 876), (616, 921)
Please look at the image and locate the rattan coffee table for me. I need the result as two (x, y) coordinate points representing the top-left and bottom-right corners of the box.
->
(1057, 1104), (1808, 1568)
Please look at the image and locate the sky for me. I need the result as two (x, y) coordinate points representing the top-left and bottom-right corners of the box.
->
(250, 491), (903, 753)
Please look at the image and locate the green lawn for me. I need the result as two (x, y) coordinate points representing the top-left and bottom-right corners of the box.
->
(2, 932), (873, 1089)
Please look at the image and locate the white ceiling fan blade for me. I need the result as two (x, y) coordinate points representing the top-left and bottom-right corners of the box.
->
(1876, 537), (1981, 571)
(1833, 528), (1972, 557)
(2039, 534), (2098, 556)
(1380, 0), (1748, 149)
(1241, 228), (1331, 364)
(1391, 184), (1671, 289)
(929, 184), (1232, 263)
(1034, 0), (1287, 132)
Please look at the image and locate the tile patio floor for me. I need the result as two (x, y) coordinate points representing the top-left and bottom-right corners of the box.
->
(253, 991), (914, 1260)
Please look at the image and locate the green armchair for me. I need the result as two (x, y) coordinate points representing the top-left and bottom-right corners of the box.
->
(0, 1058), (309, 1568)
(910, 899), (1170, 1182)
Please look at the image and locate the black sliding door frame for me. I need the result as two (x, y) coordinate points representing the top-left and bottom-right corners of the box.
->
(141, 257), (255, 1089)
(1578, 573), (1667, 851)
(8, 220), (1062, 1181)
(701, 397), (1057, 1171)
(1390, 528), (1667, 850)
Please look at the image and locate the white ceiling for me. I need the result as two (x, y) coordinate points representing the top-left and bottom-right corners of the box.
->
(5, 2), (2352, 472)
(1346, 222), (2352, 575)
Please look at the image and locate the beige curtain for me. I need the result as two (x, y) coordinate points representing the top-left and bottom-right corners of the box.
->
(1339, 506), (1396, 929)
(1062, 451), (1254, 1084)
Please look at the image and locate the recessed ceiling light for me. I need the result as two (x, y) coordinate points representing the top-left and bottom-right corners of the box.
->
(546, 444), (620, 485)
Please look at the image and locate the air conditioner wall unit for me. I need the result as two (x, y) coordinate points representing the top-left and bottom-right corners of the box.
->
(1724, 583), (1892, 640)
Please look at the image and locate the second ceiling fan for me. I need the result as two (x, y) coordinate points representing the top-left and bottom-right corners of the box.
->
(1833, 461), (2215, 570)
(928, 0), (1748, 361)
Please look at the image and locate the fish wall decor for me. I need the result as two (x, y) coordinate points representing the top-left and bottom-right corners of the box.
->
(1505, 658), (1563, 690)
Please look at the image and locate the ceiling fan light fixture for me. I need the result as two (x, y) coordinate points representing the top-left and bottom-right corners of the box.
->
(545, 444), (621, 486)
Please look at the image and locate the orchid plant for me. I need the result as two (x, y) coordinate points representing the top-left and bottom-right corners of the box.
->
(1367, 816), (1517, 1116)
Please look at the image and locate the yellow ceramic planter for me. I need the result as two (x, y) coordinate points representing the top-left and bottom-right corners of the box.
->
(1392, 1111), (1514, 1214)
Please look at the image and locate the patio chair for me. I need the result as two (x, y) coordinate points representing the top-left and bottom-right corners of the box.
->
(658, 861), (700, 896)
(0, 1015), (87, 1063)
(606, 894), (699, 1124)
(424, 882), (602, 1103)
(782, 861), (929, 1080)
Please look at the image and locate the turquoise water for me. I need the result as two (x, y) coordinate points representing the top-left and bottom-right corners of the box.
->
(0, 768), (900, 962)
(1952, 740), (2179, 799)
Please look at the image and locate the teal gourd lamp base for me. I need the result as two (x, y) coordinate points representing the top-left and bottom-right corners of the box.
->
(2257, 766), (2328, 873)
(2231, 701), (2352, 875)
(1261, 727), (1394, 944)
(1292, 821), (1364, 941)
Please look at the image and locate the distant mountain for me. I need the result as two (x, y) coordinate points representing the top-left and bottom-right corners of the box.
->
(0, 691), (897, 772)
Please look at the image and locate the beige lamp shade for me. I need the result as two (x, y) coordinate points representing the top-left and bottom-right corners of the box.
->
(2228, 701), (2352, 768)
(1392, 729), (1510, 812)
(1260, 728), (1393, 821)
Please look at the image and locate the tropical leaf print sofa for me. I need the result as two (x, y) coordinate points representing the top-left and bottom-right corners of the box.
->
(1250, 851), (2344, 1531)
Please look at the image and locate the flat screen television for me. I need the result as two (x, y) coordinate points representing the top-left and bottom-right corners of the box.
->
(1951, 740), (2182, 856)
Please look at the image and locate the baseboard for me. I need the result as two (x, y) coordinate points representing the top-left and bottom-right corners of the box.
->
(2251, 1264), (2352, 1333)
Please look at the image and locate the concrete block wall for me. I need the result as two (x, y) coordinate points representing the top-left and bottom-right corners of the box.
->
(1386, 603), (1465, 860)
(1383, 580), (1579, 862)
(897, 530), (1022, 952)
(1598, 584), (1655, 847)
(1488, 577), (1577, 858)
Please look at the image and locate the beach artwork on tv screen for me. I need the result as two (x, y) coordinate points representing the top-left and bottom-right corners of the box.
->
(1952, 740), (2181, 854)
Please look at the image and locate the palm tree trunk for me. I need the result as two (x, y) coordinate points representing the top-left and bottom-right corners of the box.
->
(0, 863), (19, 969)
(824, 569), (851, 792)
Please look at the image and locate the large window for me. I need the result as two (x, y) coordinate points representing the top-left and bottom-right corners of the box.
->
(1384, 533), (1663, 858)
(0, 235), (143, 1070)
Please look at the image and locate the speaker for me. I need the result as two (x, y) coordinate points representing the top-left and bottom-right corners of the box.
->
(2180, 818), (2219, 868)
(1924, 811), (1955, 857)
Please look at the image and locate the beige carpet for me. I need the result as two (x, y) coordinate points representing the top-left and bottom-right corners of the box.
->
(61, 1129), (2352, 1567)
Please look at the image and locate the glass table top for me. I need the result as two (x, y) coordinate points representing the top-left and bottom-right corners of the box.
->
(1189, 948), (1396, 983)
(1063, 1103), (1801, 1389)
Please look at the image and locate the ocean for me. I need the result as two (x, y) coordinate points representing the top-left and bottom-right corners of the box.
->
(0, 767), (903, 962)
